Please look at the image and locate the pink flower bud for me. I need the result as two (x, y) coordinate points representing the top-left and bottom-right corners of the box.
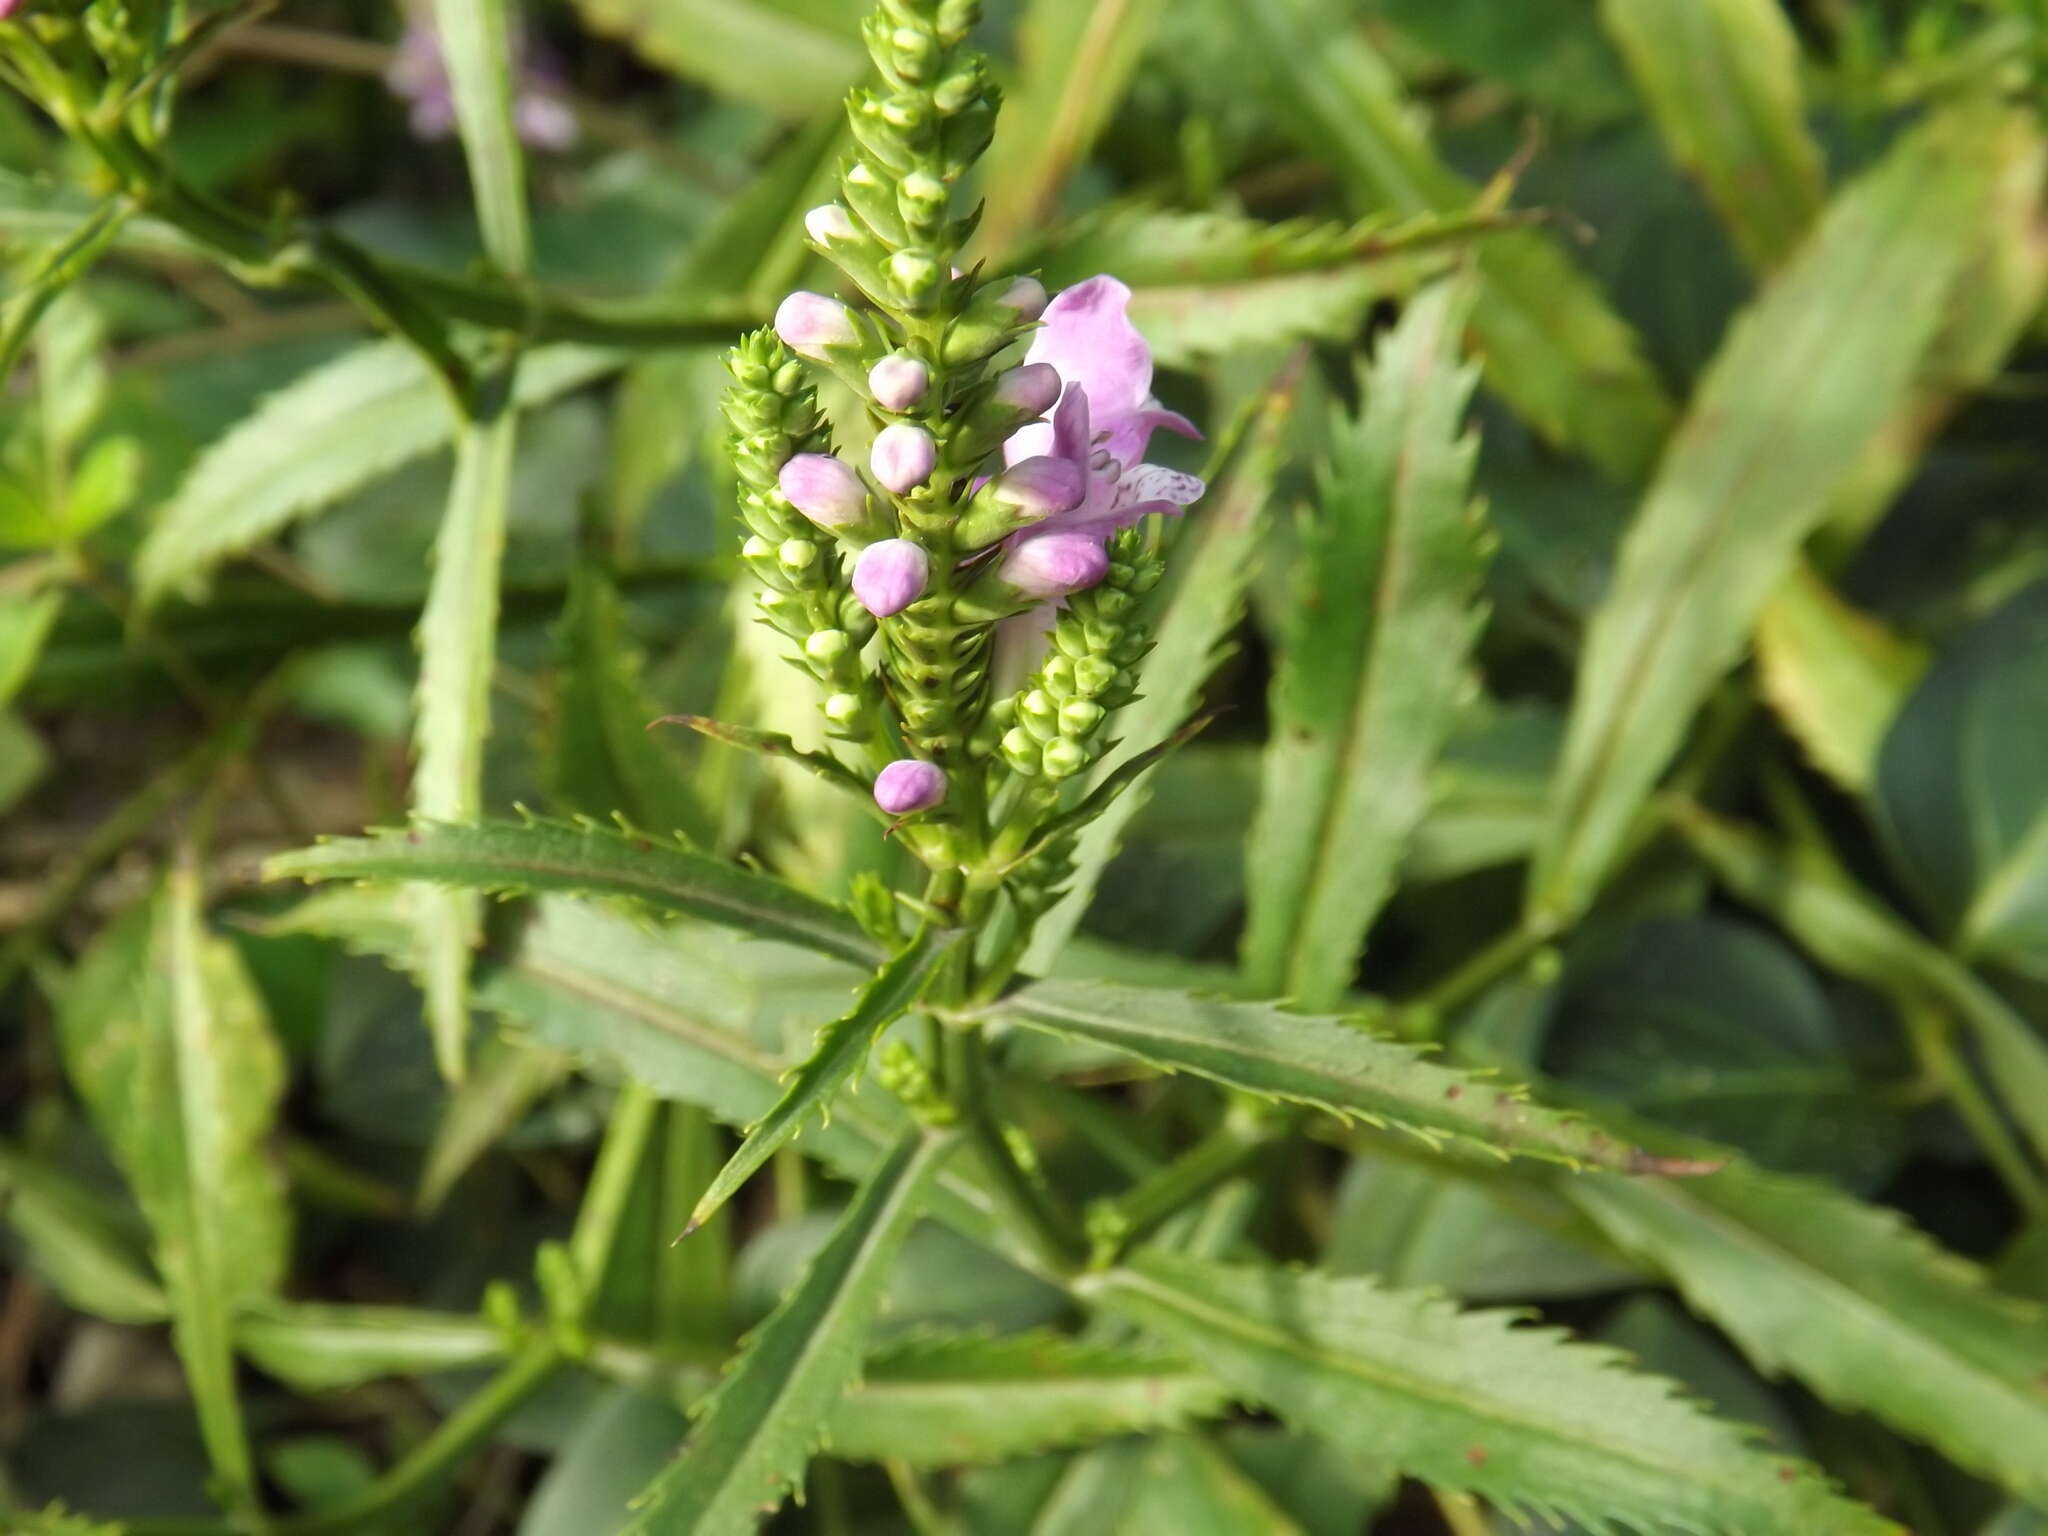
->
(994, 362), (1062, 416)
(997, 276), (1049, 320)
(804, 203), (858, 243)
(853, 538), (929, 616)
(0, 0), (20, 16)
(1001, 532), (1108, 599)
(991, 456), (1085, 521)
(774, 291), (856, 360)
(868, 354), (930, 412)
(874, 758), (946, 815)
(871, 423), (938, 494)
(778, 453), (867, 528)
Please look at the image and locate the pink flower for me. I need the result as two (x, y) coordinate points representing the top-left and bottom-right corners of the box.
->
(998, 276), (1203, 592)
(386, 20), (578, 151)
(874, 759), (946, 815)
(774, 291), (856, 360)
(871, 424), (938, 494)
(778, 454), (867, 528)
(868, 355), (930, 411)
(853, 539), (929, 617)
(999, 532), (1109, 599)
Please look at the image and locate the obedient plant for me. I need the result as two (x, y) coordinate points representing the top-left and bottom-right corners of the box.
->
(13, 0), (2048, 1531)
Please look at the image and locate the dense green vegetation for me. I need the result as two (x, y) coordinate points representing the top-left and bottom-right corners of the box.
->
(4, 0), (2048, 1531)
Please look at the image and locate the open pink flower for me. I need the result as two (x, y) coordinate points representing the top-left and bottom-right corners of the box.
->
(997, 276), (1202, 595)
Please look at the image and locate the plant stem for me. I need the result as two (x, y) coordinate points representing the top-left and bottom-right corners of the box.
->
(945, 1026), (1086, 1273)
(278, 1340), (562, 1534)
(569, 1079), (659, 1288)
(1398, 920), (1548, 1039)
(1902, 999), (2047, 1217)
(1100, 1105), (1274, 1259)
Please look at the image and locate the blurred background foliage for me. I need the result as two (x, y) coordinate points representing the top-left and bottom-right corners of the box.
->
(4, 0), (2048, 1531)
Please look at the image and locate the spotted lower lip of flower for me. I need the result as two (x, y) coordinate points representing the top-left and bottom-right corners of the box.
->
(873, 758), (946, 815)
(999, 531), (1110, 599)
(853, 538), (930, 617)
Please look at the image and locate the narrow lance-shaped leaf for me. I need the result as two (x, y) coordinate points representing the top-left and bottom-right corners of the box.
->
(687, 928), (960, 1234)
(133, 344), (619, 606)
(619, 1129), (953, 1536)
(977, 0), (1170, 256)
(823, 1331), (1232, 1467)
(429, 0), (533, 274)
(0, 1142), (170, 1325)
(1028, 205), (1503, 366)
(409, 395), (522, 1081)
(1024, 371), (1300, 971)
(1672, 801), (2048, 1172)
(417, 1031), (573, 1213)
(1529, 99), (2039, 923)
(1085, 1252), (1897, 1535)
(1567, 1156), (2048, 1502)
(1599, 0), (1824, 272)
(1243, 278), (1488, 1007)
(266, 818), (883, 969)
(996, 978), (1699, 1174)
(1754, 560), (1926, 795)
(549, 567), (715, 844)
(55, 871), (290, 1519)
(1233, 0), (1675, 483)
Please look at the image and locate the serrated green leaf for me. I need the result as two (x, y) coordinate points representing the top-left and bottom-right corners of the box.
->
(689, 928), (959, 1233)
(978, 0), (1171, 256)
(1114, 1436), (1308, 1536)
(1530, 99), (2039, 922)
(550, 568), (715, 843)
(408, 394), (522, 1082)
(266, 819), (882, 968)
(1567, 1157), (2048, 1502)
(475, 896), (1021, 1265)
(428, 0), (532, 274)
(0, 1141), (170, 1325)
(1235, 0), (1675, 482)
(1242, 279), (1488, 1007)
(55, 870), (289, 1518)
(1024, 374), (1298, 971)
(1755, 561), (1927, 794)
(822, 1331), (1230, 1466)
(1600, 0), (1824, 273)
(566, 0), (862, 117)
(135, 342), (617, 606)
(619, 1128), (951, 1535)
(997, 979), (1674, 1173)
(1030, 206), (1502, 366)
(1085, 1252), (1896, 1535)
(1876, 582), (2048, 975)
(1672, 802), (2048, 1177)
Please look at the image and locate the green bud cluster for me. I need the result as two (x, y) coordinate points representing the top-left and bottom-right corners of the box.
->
(991, 529), (1164, 781)
(721, 330), (882, 735)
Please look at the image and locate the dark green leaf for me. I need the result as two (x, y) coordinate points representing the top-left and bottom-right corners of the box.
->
(566, 0), (862, 117)
(1876, 581), (2048, 976)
